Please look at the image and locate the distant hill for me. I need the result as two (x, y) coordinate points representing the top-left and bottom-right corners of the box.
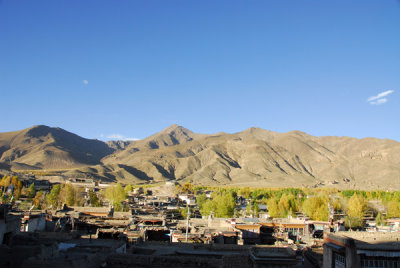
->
(1, 125), (400, 190)
(0, 125), (113, 169)
(101, 126), (400, 189)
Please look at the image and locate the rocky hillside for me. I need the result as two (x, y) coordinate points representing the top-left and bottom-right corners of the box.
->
(100, 126), (400, 189)
(1, 124), (399, 189)
(0, 125), (113, 169)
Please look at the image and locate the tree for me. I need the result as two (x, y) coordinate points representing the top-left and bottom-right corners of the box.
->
(347, 194), (367, 219)
(238, 187), (251, 199)
(266, 198), (280, 218)
(345, 194), (367, 229)
(272, 193), (298, 218)
(0, 176), (11, 191)
(182, 182), (194, 194)
(33, 191), (46, 209)
(345, 216), (363, 229)
(196, 193), (208, 210)
(198, 191), (235, 218)
(11, 176), (19, 187)
(278, 194), (290, 216)
(303, 195), (329, 221)
(46, 184), (61, 209)
(105, 183), (127, 211)
(74, 187), (86, 206)
(27, 183), (36, 198)
(124, 184), (133, 194)
(88, 189), (101, 207)
(179, 206), (193, 218)
(253, 203), (260, 218)
(332, 198), (342, 212)
(375, 212), (385, 226)
(214, 192), (236, 218)
(246, 203), (252, 216)
(64, 184), (76, 206)
(200, 199), (215, 216)
(387, 200), (400, 218)
(10, 177), (23, 200)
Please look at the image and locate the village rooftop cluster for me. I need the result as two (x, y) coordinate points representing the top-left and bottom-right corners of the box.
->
(1, 172), (400, 267)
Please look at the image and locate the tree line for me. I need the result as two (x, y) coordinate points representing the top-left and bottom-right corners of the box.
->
(183, 184), (400, 228)
(0, 176), (133, 212)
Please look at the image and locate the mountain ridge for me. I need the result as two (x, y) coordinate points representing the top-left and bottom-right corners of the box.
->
(0, 125), (114, 169)
(1, 124), (399, 190)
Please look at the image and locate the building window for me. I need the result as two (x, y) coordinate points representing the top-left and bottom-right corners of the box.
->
(334, 253), (345, 268)
(361, 258), (400, 268)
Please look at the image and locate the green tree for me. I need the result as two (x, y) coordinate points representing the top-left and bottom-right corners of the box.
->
(347, 194), (367, 219)
(200, 199), (215, 216)
(345, 216), (363, 229)
(198, 191), (236, 217)
(0, 176), (11, 191)
(214, 192), (235, 217)
(253, 203), (260, 217)
(345, 194), (367, 229)
(238, 187), (251, 199)
(196, 193), (208, 210)
(46, 184), (61, 209)
(124, 184), (133, 194)
(105, 183), (127, 211)
(179, 206), (194, 218)
(375, 212), (385, 226)
(303, 195), (329, 221)
(332, 198), (342, 211)
(275, 193), (298, 218)
(88, 189), (101, 207)
(64, 184), (76, 206)
(74, 187), (86, 206)
(27, 183), (36, 198)
(246, 203), (252, 216)
(266, 198), (280, 218)
(278, 194), (290, 216)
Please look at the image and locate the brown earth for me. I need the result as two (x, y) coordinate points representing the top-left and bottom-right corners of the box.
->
(1, 124), (399, 190)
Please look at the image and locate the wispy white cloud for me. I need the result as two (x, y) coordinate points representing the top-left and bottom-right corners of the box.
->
(83, 80), (89, 85)
(367, 90), (394, 105)
(106, 134), (140, 141)
(369, 98), (388, 105)
(107, 134), (124, 140)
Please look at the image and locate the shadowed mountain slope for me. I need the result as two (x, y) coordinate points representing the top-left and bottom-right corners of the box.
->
(0, 125), (114, 169)
(1, 125), (400, 189)
(101, 126), (400, 189)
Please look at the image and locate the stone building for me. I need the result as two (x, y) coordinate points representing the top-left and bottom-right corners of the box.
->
(323, 231), (400, 268)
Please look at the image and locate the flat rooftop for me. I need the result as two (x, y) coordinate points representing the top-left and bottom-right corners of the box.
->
(327, 232), (400, 251)
(251, 246), (296, 258)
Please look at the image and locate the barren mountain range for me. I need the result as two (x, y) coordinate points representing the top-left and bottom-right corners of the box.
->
(1, 125), (399, 190)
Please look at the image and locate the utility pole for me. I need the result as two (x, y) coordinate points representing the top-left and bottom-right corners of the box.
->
(185, 205), (190, 242)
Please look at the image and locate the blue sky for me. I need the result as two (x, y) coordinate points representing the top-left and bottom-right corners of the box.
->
(0, 0), (399, 141)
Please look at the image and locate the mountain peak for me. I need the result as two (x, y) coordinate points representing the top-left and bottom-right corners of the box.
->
(0, 125), (113, 170)
(131, 124), (203, 150)
(2, 125), (400, 189)
(285, 130), (311, 138)
(161, 124), (190, 133)
(239, 126), (274, 136)
(25, 125), (54, 138)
